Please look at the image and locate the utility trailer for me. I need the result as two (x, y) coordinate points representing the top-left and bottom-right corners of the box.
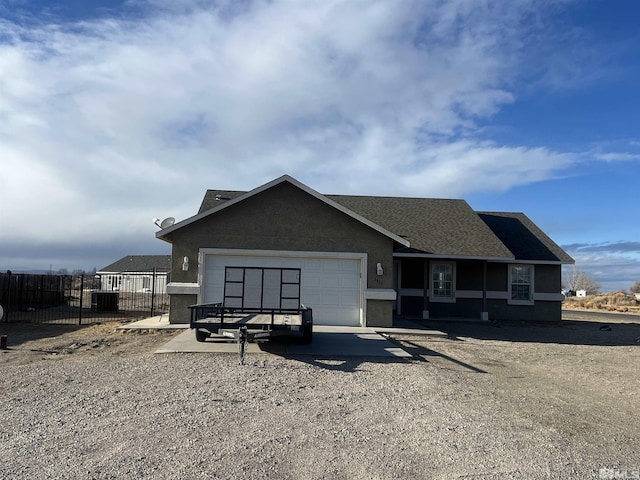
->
(189, 267), (313, 362)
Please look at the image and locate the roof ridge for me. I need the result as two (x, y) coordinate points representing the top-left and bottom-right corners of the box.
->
(329, 193), (464, 201)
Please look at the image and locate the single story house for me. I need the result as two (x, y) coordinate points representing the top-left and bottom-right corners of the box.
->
(97, 255), (171, 293)
(156, 175), (573, 327)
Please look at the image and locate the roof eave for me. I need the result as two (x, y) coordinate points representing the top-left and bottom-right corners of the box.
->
(393, 252), (515, 262)
(491, 258), (575, 265)
(393, 252), (574, 264)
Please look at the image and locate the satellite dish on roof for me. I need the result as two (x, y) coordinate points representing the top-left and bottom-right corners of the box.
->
(160, 217), (175, 229)
(153, 217), (175, 229)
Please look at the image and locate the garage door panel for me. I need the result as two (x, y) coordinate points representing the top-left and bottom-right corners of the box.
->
(304, 277), (322, 288)
(304, 292), (322, 304)
(303, 259), (322, 271)
(341, 294), (360, 306)
(316, 306), (361, 326)
(321, 276), (337, 288)
(341, 276), (360, 288)
(321, 293), (339, 306)
(204, 254), (362, 326)
(323, 260), (342, 272)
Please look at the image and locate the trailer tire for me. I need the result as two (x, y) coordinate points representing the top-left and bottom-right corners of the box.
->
(300, 325), (313, 344)
(195, 329), (209, 342)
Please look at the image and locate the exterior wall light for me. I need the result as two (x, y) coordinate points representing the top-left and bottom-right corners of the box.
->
(376, 263), (384, 276)
(182, 256), (189, 271)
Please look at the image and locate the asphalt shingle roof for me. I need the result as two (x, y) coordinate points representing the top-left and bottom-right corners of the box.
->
(99, 255), (172, 273)
(199, 190), (245, 213)
(196, 184), (572, 262)
(327, 195), (513, 258)
(478, 212), (574, 263)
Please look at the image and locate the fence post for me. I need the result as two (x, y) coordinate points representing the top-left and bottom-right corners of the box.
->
(78, 275), (84, 325)
(18, 274), (25, 313)
(150, 268), (156, 318)
(39, 275), (45, 309)
(4, 270), (10, 322)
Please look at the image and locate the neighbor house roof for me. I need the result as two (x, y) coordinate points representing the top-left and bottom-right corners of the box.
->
(158, 175), (572, 263)
(98, 255), (172, 273)
(478, 212), (574, 263)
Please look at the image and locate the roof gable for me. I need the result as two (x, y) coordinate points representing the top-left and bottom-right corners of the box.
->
(158, 175), (410, 247)
(98, 255), (172, 273)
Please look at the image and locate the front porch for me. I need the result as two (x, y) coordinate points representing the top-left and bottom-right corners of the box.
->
(393, 257), (491, 322)
(392, 256), (565, 323)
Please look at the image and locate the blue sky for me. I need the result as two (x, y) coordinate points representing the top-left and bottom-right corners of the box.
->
(1, 0), (639, 291)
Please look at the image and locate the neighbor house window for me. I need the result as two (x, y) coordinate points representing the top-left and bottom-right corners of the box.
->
(509, 265), (534, 304)
(431, 262), (455, 301)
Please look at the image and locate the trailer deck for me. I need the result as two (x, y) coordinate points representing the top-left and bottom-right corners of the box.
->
(192, 312), (303, 327)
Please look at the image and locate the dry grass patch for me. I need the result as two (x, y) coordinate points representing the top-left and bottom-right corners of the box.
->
(564, 291), (640, 314)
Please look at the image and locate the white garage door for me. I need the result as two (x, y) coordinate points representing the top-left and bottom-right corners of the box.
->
(203, 253), (362, 326)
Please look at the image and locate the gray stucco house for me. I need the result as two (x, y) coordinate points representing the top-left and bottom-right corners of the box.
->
(156, 175), (573, 327)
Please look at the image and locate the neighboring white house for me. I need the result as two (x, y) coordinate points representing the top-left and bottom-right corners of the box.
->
(576, 289), (587, 297)
(97, 255), (171, 294)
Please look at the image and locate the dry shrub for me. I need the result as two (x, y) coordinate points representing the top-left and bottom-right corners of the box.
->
(563, 297), (585, 308)
(563, 291), (640, 313)
(616, 295), (637, 306)
(590, 293), (636, 307)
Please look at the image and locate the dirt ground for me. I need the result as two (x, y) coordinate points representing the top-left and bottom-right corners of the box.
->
(1, 312), (639, 479)
(0, 321), (178, 366)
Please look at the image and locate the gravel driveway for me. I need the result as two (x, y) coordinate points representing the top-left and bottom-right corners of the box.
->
(1, 313), (639, 479)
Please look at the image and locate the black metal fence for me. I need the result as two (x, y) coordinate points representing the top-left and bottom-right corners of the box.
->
(0, 271), (169, 325)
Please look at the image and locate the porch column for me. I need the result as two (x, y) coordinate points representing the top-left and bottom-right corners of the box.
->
(394, 260), (401, 316)
(422, 259), (430, 319)
(481, 261), (489, 321)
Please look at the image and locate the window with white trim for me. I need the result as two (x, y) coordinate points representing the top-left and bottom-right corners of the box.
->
(509, 265), (534, 304)
(431, 262), (455, 301)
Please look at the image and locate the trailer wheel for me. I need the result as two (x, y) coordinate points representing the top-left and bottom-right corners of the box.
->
(195, 329), (209, 342)
(300, 325), (313, 344)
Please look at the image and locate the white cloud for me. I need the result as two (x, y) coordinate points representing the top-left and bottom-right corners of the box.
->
(0, 0), (635, 269)
(594, 152), (640, 162)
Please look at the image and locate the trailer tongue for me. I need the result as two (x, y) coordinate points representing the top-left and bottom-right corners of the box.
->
(189, 266), (313, 364)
